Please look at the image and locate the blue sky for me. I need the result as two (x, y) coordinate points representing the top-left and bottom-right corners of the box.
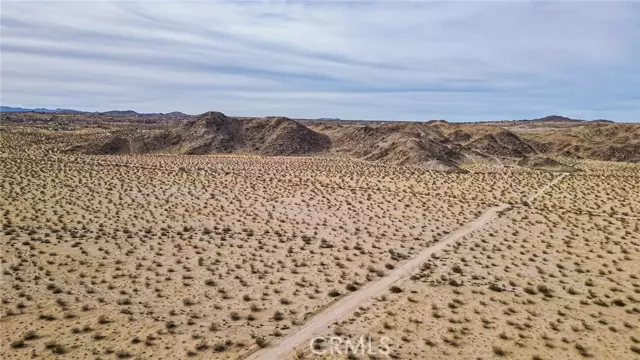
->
(1, 1), (639, 122)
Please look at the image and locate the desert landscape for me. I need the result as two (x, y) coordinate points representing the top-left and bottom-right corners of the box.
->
(1, 112), (639, 360)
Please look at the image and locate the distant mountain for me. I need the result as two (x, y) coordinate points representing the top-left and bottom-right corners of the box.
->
(1, 106), (84, 114)
(99, 110), (141, 117)
(98, 110), (191, 117)
(1, 106), (190, 117)
(527, 115), (584, 123)
(164, 112), (190, 117)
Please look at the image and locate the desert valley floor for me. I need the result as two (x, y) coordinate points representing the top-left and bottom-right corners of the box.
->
(1, 135), (640, 359)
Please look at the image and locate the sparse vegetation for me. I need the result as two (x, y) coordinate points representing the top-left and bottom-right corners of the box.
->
(1, 122), (638, 360)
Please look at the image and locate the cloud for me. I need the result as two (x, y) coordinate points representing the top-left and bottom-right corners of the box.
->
(1, 1), (639, 121)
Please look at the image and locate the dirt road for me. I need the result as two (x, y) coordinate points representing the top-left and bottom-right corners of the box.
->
(246, 173), (568, 360)
(526, 173), (567, 203)
(245, 203), (510, 360)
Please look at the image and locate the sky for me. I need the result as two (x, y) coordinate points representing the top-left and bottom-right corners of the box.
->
(1, 1), (639, 122)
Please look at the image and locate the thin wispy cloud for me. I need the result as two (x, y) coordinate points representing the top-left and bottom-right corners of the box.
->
(1, 1), (639, 121)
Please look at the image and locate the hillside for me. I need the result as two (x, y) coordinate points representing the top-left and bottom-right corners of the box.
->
(3, 111), (638, 170)
(73, 111), (330, 157)
(316, 122), (464, 169)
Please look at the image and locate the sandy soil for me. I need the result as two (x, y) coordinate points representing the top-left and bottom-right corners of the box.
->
(291, 164), (640, 360)
(0, 152), (554, 359)
(247, 203), (512, 360)
(1, 128), (637, 360)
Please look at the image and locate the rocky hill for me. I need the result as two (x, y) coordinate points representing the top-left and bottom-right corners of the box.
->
(11, 110), (636, 171)
(75, 111), (330, 156)
(308, 118), (640, 170)
(516, 157), (579, 172)
(316, 122), (464, 170)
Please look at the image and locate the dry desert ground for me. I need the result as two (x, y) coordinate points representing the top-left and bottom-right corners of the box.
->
(1, 129), (639, 360)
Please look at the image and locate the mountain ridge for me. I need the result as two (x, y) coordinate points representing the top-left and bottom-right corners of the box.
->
(55, 110), (640, 171)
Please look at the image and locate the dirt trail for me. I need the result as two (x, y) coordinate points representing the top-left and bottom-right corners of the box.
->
(526, 173), (567, 203)
(471, 149), (504, 167)
(245, 203), (509, 360)
(246, 173), (568, 360)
